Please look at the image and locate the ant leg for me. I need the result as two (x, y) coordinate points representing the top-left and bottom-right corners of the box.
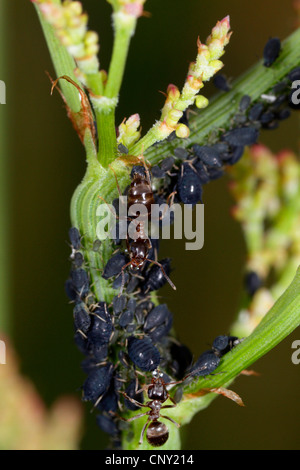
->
(108, 165), (123, 197)
(160, 415), (180, 428)
(118, 261), (132, 296)
(146, 258), (176, 290)
(119, 391), (149, 409)
(139, 418), (151, 445)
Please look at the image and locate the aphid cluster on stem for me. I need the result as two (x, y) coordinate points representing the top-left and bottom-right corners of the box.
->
(64, 35), (300, 448)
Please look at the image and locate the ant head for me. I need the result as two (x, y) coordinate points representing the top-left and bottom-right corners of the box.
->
(152, 369), (164, 380)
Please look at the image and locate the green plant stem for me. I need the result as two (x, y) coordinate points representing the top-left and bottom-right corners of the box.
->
(34, 2), (82, 114)
(96, 109), (117, 167)
(130, 27), (300, 161)
(105, 13), (136, 99)
(123, 267), (300, 450)
(94, 11), (138, 166)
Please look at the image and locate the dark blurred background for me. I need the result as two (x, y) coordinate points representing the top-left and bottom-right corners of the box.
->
(1, 0), (299, 449)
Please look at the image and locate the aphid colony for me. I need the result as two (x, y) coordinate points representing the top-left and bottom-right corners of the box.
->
(66, 221), (242, 447)
(64, 37), (300, 447)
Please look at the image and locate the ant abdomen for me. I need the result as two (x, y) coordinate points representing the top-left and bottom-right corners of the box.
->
(146, 421), (169, 447)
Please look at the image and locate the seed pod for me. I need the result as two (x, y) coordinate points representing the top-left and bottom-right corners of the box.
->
(127, 336), (160, 371)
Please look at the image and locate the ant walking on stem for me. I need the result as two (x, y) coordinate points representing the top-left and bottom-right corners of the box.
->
(99, 155), (176, 295)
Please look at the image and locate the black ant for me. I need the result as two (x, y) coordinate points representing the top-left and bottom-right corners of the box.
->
(99, 156), (176, 294)
(120, 369), (181, 447)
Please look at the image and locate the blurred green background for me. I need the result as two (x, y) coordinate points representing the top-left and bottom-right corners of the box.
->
(1, 0), (300, 449)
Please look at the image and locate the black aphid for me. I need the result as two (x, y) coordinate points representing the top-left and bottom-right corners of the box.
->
(127, 336), (160, 371)
(70, 268), (90, 297)
(102, 252), (129, 280)
(97, 413), (119, 436)
(92, 343), (109, 362)
(92, 239), (102, 252)
(88, 304), (113, 345)
(189, 350), (220, 377)
(213, 74), (231, 91)
(65, 279), (78, 301)
(69, 227), (81, 250)
(244, 270), (262, 297)
(151, 165), (165, 178)
(160, 156), (175, 173)
(112, 294), (127, 315)
(223, 127), (258, 146)
(212, 335), (241, 358)
(82, 363), (114, 402)
(118, 143), (129, 154)
(263, 37), (281, 67)
(144, 304), (170, 332)
(177, 162), (203, 205)
(288, 66), (300, 82)
(124, 379), (144, 411)
(73, 252), (84, 268)
(142, 258), (172, 293)
(239, 95), (251, 112)
(248, 102), (264, 122)
(148, 311), (173, 343)
(73, 302), (91, 333)
(192, 145), (222, 168)
(173, 147), (189, 160)
(119, 309), (134, 328)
